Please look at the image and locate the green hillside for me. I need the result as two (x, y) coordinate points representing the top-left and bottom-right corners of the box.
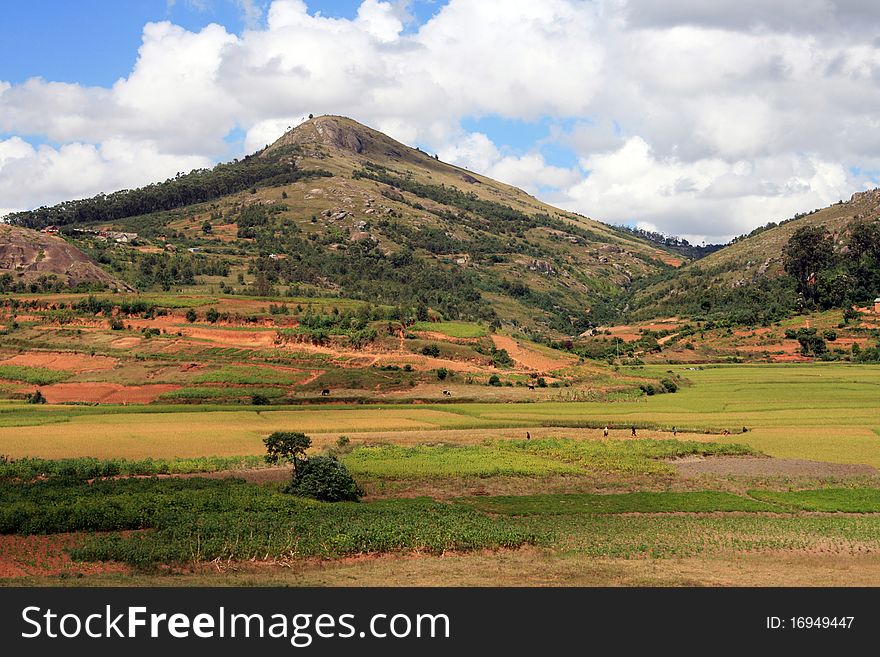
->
(626, 189), (880, 324)
(4, 115), (681, 339)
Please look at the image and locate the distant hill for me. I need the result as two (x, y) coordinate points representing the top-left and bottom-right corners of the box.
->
(627, 189), (880, 323)
(3, 115), (683, 338)
(612, 225), (724, 261)
(0, 225), (130, 292)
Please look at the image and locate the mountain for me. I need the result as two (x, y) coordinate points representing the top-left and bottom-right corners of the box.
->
(3, 115), (681, 338)
(627, 189), (880, 323)
(0, 225), (130, 292)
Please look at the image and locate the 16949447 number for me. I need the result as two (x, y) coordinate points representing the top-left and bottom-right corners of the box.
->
(766, 616), (854, 630)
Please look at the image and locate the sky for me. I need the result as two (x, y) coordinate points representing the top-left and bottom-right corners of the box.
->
(2, 0), (880, 244)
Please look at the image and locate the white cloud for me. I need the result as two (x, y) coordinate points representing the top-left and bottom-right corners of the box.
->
(0, 137), (212, 215)
(1, 0), (879, 241)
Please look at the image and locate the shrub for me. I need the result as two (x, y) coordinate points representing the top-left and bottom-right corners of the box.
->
(487, 374), (501, 386)
(251, 394), (271, 406)
(536, 377), (547, 388)
(421, 344), (440, 357)
(185, 309), (197, 323)
(436, 367), (448, 380)
(205, 307), (220, 323)
(823, 329), (837, 341)
(27, 390), (47, 404)
(639, 384), (656, 396)
(660, 378), (678, 393)
(284, 456), (363, 502)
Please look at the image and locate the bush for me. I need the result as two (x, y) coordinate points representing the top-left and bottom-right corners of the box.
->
(536, 377), (547, 388)
(421, 344), (440, 357)
(639, 384), (656, 396)
(185, 309), (197, 323)
(660, 378), (678, 393)
(487, 374), (501, 386)
(285, 456), (363, 502)
(251, 394), (271, 406)
(27, 390), (47, 404)
(436, 367), (448, 380)
(823, 329), (837, 341)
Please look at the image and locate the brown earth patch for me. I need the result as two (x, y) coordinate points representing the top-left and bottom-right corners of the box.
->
(0, 534), (129, 579)
(111, 337), (142, 348)
(491, 335), (572, 371)
(671, 456), (877, 478)
(35, 382), (181, 404)
(0, 351), (118, 372)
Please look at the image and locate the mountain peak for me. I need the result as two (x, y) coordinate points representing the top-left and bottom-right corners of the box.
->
(265, 115), (435, 166)
(267, 115), (386, 157)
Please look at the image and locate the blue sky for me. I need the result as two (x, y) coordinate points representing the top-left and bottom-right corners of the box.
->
(0, 0), (573, 171)
(1, 1), (876, 243)
(1, 2), (448, 85)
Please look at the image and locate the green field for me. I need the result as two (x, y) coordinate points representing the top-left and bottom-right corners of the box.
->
(457, 491), (777, 514)
(411, 321), (487, 338)
(343, 440), (755, 478)
(0, 364), (877, 466)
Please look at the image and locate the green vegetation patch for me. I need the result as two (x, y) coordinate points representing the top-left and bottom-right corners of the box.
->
(343, 439), (757, 478)
(192, 366), (302, 385)
(343, 444), (582, 478)
(0, 365), (71, 385)
(458, 491), (778, 515)
(158, 387), (287, 401)
(749, 488), (880, 513)
(496, 438), (756, 475)
(0, 477), (541, 566)
(411, 321), (487, 338)
(0, 455), (267, 482)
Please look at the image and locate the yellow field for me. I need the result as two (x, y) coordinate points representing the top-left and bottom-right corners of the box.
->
(2, 363), (878, 464)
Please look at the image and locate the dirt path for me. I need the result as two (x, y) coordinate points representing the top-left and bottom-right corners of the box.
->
(672, 456), (878, 478)
(491, 335), (571, 371)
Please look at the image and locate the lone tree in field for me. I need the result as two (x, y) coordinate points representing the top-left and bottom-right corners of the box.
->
(264, 431), (311, 477)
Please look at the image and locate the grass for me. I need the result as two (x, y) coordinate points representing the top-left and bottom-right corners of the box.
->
(750, 488), (880, 513)
(0, 365), (70, 385)
(458, 491), (777, 515)
(411, 321), (486, 338)
(192, 366), (303, 385)
(343, 444), (583, 478)
(0, 455), (269, 482)
(158, 387), (287, 400)
(342, 439), (756, 478)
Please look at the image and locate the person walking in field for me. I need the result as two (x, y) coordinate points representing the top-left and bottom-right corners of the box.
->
(526, 431), (531, 440)
(672, 426), (677, 437)
(631, 425), (637, 437)
(603, 426), (609, 438)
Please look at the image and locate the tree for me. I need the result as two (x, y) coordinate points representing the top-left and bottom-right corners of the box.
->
(264, 431), (311, 478)
(205, 307), (220, 323)
(436, 367), (448, 380)
(185, 309), (197, 323)
(783, 225), (835, 304)
(284, 455), (363, 502)
(202, 220), (212, 234)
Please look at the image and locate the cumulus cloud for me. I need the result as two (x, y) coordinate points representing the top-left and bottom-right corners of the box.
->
(1, 0), (879, 242)
(0, 136), (212, 216)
